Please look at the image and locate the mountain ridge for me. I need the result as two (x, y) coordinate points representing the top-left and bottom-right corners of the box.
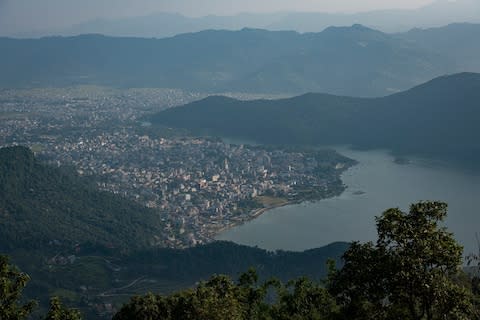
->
(2, 24), (479, 96)
(150, 72), (480, 166)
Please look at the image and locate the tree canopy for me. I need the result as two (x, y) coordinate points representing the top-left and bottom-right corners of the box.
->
(0, 255), (36, 320)
(0, 255), (82, 320)
(329, 201), (474, 320)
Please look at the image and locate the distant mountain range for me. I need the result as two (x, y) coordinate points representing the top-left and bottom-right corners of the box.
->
(150, 73), (480, 166)
(8, 0), (480, 38)
(266, 0), (480, 34)
(1, 23), (480, 96)
(397, 23), (480, 70)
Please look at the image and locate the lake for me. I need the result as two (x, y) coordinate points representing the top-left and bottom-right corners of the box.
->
(217, 147), (480, 256)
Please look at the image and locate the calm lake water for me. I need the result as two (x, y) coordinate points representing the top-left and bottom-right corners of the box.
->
(217, 147), (480, 255)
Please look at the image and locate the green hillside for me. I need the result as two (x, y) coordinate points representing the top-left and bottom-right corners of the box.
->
(0, 146), (165, 252)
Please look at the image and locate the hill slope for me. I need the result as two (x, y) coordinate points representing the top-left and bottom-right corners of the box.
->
(2, 24), (479, 96)
(151, 73), (480, 165)
(0, 146), (165, 252)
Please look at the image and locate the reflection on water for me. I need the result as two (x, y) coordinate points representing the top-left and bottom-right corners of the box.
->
(217, 147), (480, 255)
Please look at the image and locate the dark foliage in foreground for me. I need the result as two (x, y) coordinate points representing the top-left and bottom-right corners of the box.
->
(2, 201), (479, 319)
(114, 201), (478, 320)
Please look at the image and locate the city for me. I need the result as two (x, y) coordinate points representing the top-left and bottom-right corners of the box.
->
(0, 86), (354, 248)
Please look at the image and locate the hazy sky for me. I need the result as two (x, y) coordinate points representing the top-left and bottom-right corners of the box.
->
(0, 0), (437, 33)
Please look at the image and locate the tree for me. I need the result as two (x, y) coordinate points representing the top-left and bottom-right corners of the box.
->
(272, 277), (339, 320)
(236, 268), (272, 320)
(114, 269), (340, 320)
(43, 297), (82, 320)
(329, 201), (473, 320)
(113, 275), (245, 320)
(0, 255), (37, 320)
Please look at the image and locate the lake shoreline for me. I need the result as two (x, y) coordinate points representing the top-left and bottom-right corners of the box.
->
(214, 173), (355, 239)
(214, 201), (295, 235)
(217, 147), (480, 253)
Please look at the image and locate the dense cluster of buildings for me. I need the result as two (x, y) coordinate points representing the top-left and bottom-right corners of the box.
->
(0, 87), (351, 247)
(46, 132), (348, 245)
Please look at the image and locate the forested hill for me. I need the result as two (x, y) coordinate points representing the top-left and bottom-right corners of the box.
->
(123, 240), (350, 284)
(2, 24), (480, 96)
(12, 240), (349, 319)
(151, 72), (480, 166)
(0, 146), (165, 252)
